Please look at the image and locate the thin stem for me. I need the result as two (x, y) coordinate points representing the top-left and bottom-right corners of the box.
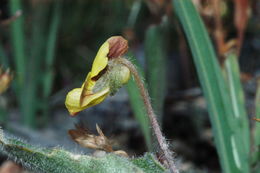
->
(117, 57), (179, 173)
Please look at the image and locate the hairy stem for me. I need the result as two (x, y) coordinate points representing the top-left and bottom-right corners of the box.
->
(117, 57), (179, 173)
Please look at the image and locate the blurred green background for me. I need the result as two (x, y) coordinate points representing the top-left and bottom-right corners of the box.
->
(0, 0), (259, 172)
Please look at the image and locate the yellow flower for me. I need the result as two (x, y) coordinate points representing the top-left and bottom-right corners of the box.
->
(65, 36), (130, 116)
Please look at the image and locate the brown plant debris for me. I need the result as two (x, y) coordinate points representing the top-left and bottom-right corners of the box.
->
(68, 124), (128, 157)
(68, 124), (113, 152)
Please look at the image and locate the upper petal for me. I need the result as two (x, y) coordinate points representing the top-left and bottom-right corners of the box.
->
(81, 41), (109, 99)
(90, 41), (109, 79)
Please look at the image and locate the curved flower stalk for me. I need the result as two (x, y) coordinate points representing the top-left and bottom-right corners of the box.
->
(65, 36), (178, 173)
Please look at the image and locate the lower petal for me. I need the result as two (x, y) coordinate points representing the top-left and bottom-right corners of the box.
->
(65, 87), (110, 116)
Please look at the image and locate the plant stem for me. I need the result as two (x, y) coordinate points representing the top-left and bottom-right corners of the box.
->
(117, 57), (179, 173)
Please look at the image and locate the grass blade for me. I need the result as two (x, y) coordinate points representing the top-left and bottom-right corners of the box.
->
(223, 52), (250, 158)
(9, 0), (26, 86)
(254, 78), (260, 145)
(173, 0), (248, 172)
(127, 0), (142, 28)
(9, 0), (37, 128)
(43, 2), (62, 98)
(41, 2), (62, 125)
(0, 44), (9, 68)
(21, 2), (48, 128)
(252, 78), (260, 168)
(145, 18), (168, 123)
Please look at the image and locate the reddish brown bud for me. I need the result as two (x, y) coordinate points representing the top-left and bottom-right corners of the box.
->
(107, 36), (128, 58)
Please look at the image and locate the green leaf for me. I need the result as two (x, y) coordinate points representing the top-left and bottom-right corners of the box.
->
(132, 153), (166, 173)
(20, 1), (49, 128)
(145, 17), (168, 123)
(254, 79), (260, 146)
(0, 130), (165, 173)
(43, 1), (62, 98)
(223, 52), (250, 167)
(127, 0), (142, 28)
(41, 1), (62, 125)
(9, 0), (26, 86)
(173, 0), (249, 172)
(252, 78), (260, 167)
(0, 44), (9, 68)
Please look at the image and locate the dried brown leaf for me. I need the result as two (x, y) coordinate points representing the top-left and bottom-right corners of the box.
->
(68, 124), (113, 152)
(233, 0), (249, 55)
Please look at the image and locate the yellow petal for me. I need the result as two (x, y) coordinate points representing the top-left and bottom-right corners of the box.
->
(81, 87), (110, 108)
(65, 87), (110, 116)
(65, 88), (82, 115)
(81, 41), (109, 94)
(82, 72), (94, 93)
(90, 41), (109, 79)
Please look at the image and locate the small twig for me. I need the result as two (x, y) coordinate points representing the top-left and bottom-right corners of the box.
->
(117, 57), (179, 173)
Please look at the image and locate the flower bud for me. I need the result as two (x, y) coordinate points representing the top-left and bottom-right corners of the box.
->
(108, 60), (130, 95)
(107, 36), (128, 58)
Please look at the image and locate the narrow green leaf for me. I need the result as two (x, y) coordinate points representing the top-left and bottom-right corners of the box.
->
(252, 78), (260, 167)
(223, 52), (250, 167)
(254, 79), (260, 146)
(0, 108), (7, 124)
(0, 44), (9, 68)
(173, 0), (247, 172)
(43, 1), (62, 98)
(126, 56), (152, 151)
(40, 2), (62, 125)
(9, 0), (26, 86)
(127, 0), (142, 28)
(20, 2), (49, 128)
(145, 18), (168, 123)
(9, 0), (38, 128)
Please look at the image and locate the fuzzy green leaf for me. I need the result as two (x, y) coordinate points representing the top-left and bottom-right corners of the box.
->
(0, 130), (165, 173)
